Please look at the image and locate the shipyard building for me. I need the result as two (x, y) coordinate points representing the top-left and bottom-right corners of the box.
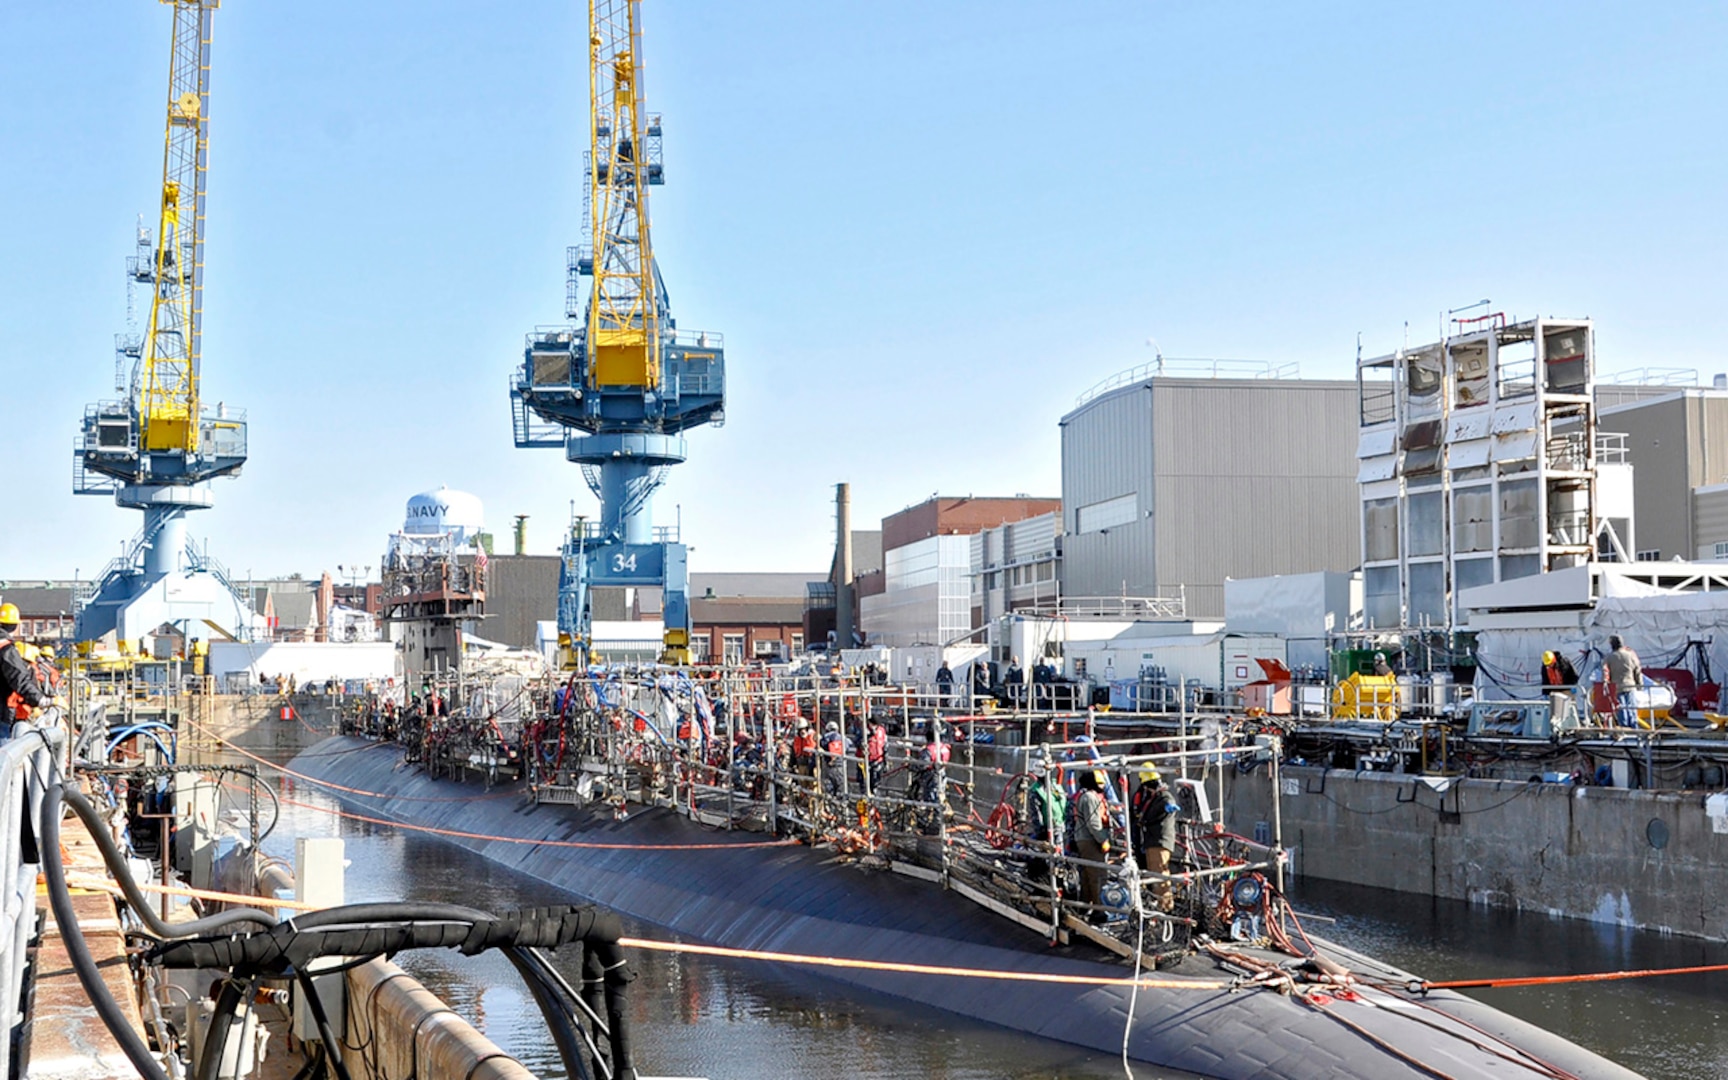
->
(1059, 363), (1362, 618)
(1596, 383), (1728, 562)
(860, 496), (1059, 647)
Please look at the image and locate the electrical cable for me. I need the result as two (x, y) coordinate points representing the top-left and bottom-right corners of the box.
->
(293, 966), (356, 1080)
(41, 784), (171, 1080)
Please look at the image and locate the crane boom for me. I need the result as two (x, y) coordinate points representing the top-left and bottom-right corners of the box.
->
(138, 0), (217, 454)
(587, 0), (661, 391)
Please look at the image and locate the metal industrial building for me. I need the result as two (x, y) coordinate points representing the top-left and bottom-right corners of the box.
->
(1059, 364), (1361, 619)
(1597, 386), (1728, 561)
(861, 496), (1060, 647)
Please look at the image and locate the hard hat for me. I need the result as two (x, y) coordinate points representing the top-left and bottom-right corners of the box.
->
(1138, 762), (1161, 783)
(40, 646), (55, 660)
(824, 720), (838, 733)
(1028, 760), (1047, 778)
(1542, 651), (1556, 665)
(1374, 651), (1386, 661)
(0, 603), (17, 628)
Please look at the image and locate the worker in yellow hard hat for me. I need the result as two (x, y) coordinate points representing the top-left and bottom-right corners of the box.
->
(1541, 649), (1578, 688)
(1131, 761), (1181, 912)
(0, 603), (50, 731)
(1072, 768), (1113, 923)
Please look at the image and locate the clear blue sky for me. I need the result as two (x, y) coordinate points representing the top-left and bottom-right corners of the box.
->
(2, 1), (1724, 581)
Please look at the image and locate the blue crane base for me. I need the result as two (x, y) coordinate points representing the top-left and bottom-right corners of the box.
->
(558, 536), (690, 667)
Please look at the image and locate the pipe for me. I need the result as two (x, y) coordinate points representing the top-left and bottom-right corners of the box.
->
(60, 787), (275, 937)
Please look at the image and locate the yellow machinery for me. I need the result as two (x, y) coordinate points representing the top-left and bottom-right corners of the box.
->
(1331, 673), (1399, 721)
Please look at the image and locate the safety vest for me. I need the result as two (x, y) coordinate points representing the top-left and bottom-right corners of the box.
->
(792, 731), (816, 761)
(866, 725), (887, 763)
(820, 731), (844, 756)
(2, 641), (31, 721)
(922, 741), (951, 766)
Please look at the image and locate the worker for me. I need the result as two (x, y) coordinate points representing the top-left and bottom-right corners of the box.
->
(1604, 635), (1643, 728)
(1024, 759), (1067, 885)
(0, 604), (50, 733)
(1372, 652), (1392, 677)
(935, 661), (953, 705)
(818, 720), (847, 800)
(970, 660), (991, 706)
(1130, 764), (1180, 912)
(1072, 769), (1113, 923)
(863, 720), (887, 792)
(916, 726), (950, 804)
(1541, 650), (1579, 688)
(791, 718), (817, 777)
(1005, 656), (1024, 707)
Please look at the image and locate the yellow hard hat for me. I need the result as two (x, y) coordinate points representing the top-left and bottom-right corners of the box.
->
(0, 603), (17, 628)
(1542, 651), (1556, 665)
(1139, 762), (1161, 783)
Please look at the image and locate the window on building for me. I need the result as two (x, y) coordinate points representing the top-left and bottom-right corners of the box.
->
(690, 634), (711, 663)
(1363, 498), (1400, 563)
(1077, 493), (1136, 534)
(722, 634), (744, 664)
(753, 638), (781, 658)
(790, 633), (804, 653)
(1714, 542), (1728, 561)
(1636, 549), (1662, 562)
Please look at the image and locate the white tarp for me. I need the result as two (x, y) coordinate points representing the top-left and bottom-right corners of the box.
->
(1473, 591), (1728, 702)
(209, 641), (398, 687)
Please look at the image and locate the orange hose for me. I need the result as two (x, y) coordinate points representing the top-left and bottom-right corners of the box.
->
(616, 936), (1229, 990)
(1421, 962), (1728, 991)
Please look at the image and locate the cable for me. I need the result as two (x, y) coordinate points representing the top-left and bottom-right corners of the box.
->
(41, 784), (171, 1080)
(293, 966), (356, 1080)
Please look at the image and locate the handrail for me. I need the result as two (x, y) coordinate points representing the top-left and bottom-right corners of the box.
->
(0, 719), (67, 1080)
(1074, 358), (1300, 409)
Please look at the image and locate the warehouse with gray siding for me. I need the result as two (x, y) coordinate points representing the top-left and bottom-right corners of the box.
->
(1059, 374), (1361, 617)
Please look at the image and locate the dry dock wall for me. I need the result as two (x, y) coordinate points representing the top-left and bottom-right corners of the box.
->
(343, 958), (534, 1080)
(1224, 766), (1728, 941)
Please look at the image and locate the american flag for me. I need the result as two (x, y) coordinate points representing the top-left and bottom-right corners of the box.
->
(475, 548), (489, 572)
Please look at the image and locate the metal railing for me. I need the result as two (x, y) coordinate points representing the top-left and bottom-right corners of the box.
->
(1074, 358), (1299, 409)
(0, 720), (67, 1079)
(1015, 593), (1187, 620)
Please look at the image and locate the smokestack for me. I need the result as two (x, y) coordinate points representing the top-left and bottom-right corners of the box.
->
(315, 572), (334, 644)
(836, 483), (855, 652)
(513, 514), (529, 556)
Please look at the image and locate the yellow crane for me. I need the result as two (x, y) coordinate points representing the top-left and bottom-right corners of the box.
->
(75, 0), (250, 645)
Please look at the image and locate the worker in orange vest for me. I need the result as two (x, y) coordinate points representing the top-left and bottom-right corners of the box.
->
(0, 605), (50, 731)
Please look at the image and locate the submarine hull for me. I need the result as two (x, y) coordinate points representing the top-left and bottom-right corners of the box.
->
(290, 737), (1643, 1080)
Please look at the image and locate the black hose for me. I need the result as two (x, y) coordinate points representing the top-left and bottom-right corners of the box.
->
(42, 784), (172, 1080)
(581, 946), (609, 1053)
(293, 966), (356, 1080)
(591, 937), (637, 1077)
(505, 948), (595, 1080)
(196, 977), (247, 1080)
(60, 786), (275, 937)
(254, 777), (281, 844)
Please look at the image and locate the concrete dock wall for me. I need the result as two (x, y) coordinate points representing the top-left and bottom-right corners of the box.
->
(343, 958), (535, 1080)
(1224, 766), (1728, 941)
(183, 693), (338, 760)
